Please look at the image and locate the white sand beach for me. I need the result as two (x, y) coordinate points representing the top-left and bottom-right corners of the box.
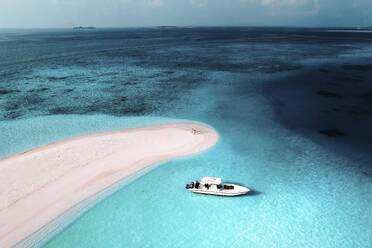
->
(0, 122), (218, 248)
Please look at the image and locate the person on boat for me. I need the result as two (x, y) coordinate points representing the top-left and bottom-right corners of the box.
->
(195, 181), (200, 188)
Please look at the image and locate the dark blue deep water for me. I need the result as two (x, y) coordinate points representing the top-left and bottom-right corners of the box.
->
(1, 27), (372, 247)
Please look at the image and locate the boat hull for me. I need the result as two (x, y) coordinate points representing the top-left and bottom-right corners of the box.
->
(187, 186), (250, 196)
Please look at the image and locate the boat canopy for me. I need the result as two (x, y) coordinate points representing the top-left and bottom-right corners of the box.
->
(201, 177), (221, 185)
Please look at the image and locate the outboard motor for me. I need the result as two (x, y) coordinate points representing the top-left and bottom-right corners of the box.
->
(185, 182), (194, 189)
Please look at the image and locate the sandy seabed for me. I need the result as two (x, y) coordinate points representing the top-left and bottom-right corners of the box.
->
(0, 122), (218, 248)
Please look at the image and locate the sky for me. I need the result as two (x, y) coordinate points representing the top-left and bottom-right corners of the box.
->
(0, 0), (371, 28)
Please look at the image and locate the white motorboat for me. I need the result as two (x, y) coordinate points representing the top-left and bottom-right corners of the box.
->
(185, 177), (250, 196)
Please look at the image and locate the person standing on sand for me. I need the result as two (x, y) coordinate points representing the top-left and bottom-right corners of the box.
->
(192, 128), (201, 135)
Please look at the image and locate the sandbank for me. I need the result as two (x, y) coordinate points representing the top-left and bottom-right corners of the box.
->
(0, 122), (218, 247)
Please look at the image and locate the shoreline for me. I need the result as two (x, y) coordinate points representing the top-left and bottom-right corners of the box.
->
(0, 122), (219, 248)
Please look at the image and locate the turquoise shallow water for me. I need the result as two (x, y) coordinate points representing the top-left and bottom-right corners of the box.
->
(4, 109), (371, 248)
(1, 28), (372, 247)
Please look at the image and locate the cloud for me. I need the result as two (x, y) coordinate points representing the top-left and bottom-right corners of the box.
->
(305, 0), (319, 15)
(242, 0), (320, 15)
(121, 0), (131, 5)
(258, 0), (312, 6)
(189, 0), (208, 7)
(51, 0), (58, 5)
(142, 0), (164, 7)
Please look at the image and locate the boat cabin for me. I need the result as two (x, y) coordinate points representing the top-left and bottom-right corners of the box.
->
(200, 177), (221, 185)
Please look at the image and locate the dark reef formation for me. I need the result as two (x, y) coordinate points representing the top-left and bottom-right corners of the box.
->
(319, 129), (345, 137)
(265, 57), (372, 156)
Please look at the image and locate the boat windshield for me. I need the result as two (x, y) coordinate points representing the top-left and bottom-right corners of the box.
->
(223, 185), (234, 190)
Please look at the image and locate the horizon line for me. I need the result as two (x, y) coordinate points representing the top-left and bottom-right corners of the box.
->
(0, 25), (371, 30)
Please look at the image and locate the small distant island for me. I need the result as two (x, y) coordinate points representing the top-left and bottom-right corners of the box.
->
(355, 27), (372, 30)
(73, 26), (96, 30)
(156, 26), (178, 29)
